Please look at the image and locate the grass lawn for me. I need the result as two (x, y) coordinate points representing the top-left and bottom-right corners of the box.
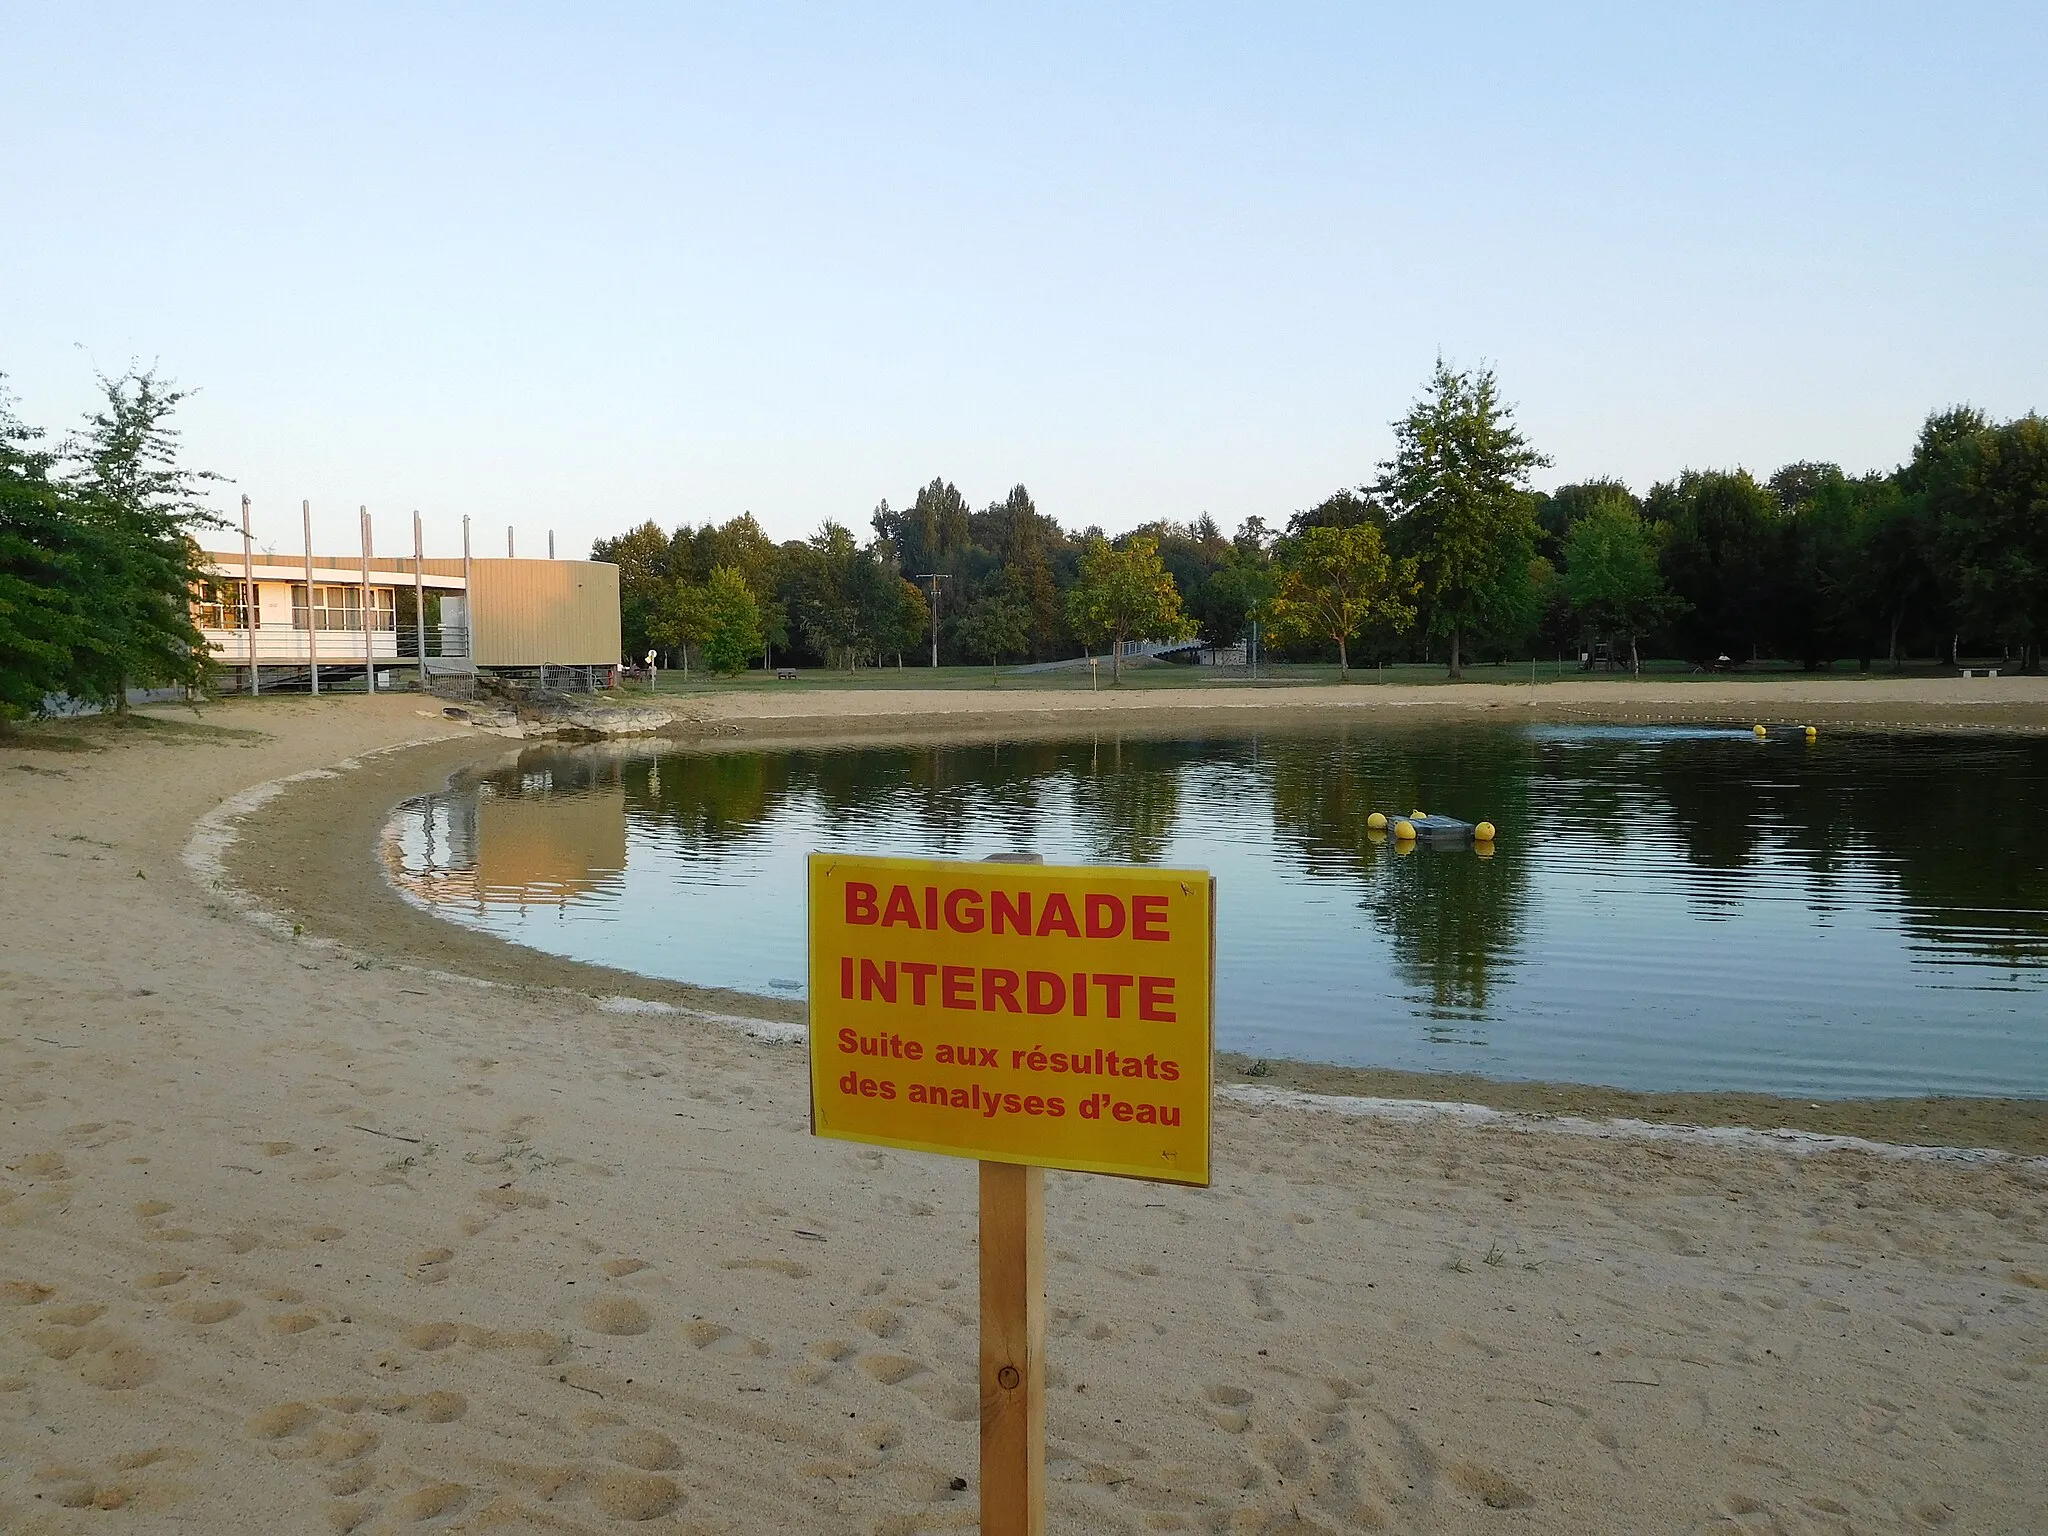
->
(614, 656), (1974, 697)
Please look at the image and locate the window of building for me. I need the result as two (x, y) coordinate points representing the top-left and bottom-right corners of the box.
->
(290, 585), (396, 631)
(194, 580), (252, 630)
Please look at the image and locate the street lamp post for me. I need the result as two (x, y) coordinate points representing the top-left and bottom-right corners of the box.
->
(915, 573), (950, 668)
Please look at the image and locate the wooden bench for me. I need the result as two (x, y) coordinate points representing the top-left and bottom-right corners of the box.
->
(1959, 667), (2001, 679)
(775, 667), (798, 681)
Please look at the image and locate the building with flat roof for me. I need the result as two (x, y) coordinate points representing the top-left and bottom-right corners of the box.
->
(193, 545), (620, 692)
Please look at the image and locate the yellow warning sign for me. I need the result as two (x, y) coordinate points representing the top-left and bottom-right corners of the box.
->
(807, 853), (1214, 1186)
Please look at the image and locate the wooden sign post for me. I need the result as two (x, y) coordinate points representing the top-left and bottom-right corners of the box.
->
(980, 1161), (1044, 1535)
(809, 852), (1215, 1533)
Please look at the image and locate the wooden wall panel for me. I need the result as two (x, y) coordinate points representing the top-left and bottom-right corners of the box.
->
(469, 560), (621, 666)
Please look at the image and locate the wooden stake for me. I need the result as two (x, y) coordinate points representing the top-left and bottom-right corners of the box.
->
(980, 1160), (1045, 1536)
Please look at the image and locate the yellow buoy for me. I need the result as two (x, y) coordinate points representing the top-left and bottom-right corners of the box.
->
(1393, 819), (1416, 840)
(1367, 811), (1387, 831)
(1753, 724), (1767, 738)
(1411, 809), (1427, 821)
(1474, 820), (1497, 841)
(1804, 725), (1818, 740)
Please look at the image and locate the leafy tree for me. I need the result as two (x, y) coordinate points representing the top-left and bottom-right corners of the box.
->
(788, 521), (917, 669)
(1923, 412), (2048, 671)
(700, 565), (765, 674)
(592, 520), (675, 663)
(646, 577), (709, 672)
(62, 368), (224, 707)
(1065, 535), (1194, 682)
(1379, 361), (1549, 677)
(953, 592), (1032, 684)
(1561, 495), (1682, 673)
(1534, 479), (1636, 562)
(1268, 523), (1417, 677)
(0, 459), (108, 718)
(1286, 488), (1388, 536)
(1651, 469), (1783, 664)
(1773, 464), (1880, 669)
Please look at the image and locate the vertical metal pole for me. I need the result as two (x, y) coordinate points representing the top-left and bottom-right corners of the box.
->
(980, 1161), (1046, 1536)
(361, 506), (376, 692)
(548, 529), (555, 559)
(414, 511), (427, 687)
(241, 495), (258, 696)
(302, 499), (320, 695)
(507, 526), (515, 558)
(462, 515), (473, 664)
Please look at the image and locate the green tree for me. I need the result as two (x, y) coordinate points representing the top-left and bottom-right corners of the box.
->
(1379, 360), (1550, 678)
(1651, 469), (1784, 664)
(592, 520), (675, 664)
(700, 565), (765, 674)
(646, 577), (709, 673)
(62, 368), (224, 707)
(953, 592), (1032, 685)
(1267, 523), (1417, 677)
(1065, 535), (1194, 682)
(1534, 479), (1636, 563)
(1561, 495), (1683, 673)
(1923, 412), (2048, 671)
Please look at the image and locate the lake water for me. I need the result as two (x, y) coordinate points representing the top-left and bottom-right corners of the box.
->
(383, 724), (2048, 1099)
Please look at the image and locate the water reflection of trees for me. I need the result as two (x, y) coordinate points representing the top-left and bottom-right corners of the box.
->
(1267, 729), (1533, 1019)
(1065, 736), (1191, 864)
(1650, 734), (2048, 963)
(478, 727), (2048, 989)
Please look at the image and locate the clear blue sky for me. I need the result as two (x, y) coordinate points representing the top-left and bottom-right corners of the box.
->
(4, 4), (2042, 559)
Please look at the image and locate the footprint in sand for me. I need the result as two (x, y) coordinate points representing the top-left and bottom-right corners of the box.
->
(249, 1401), (320, 1440)
(683, 1320), (768, 1356)
(134, 1269), (186, 1290)
(590, 1470), (683, 1521)
(381, 1390), (468, 1422)
(724, 1257), (812, 1280)
(1447, 1461), (1536, 1510)
(408, 1249), (454, 1284)
(1203, 1384), (1254, 1433)
(312, 1425), (380, 1466)
(46, 1303), (107, 1326)
(80, 1341), (158, 1390)
(793, 1339), (854, 1386)
(596, 1425), (683, 1471)
(857, 1353), (925, 1386)
(1239, 1277), (1284, 1323)
(270, 1311), (322, 1335)
(392, 1482), (468, 1521)
(1, 1280), (56, 1305)
(855, 1306), (901, 1339)
(173, 1298), (242, 1325)
(601, 1257), (650, 1278)
(405, 1322), (460, 1351)
(586, 1297), (654, 1336)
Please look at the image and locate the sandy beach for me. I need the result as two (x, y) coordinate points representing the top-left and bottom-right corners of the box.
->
(4, 681), (2047, 1533)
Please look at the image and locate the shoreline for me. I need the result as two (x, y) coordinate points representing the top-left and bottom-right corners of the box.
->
(203, 684), (2048, 1156)
(4, 690), (2045, 1533)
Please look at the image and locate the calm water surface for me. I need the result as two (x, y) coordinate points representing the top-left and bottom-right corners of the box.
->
(383, 725), (2048, 1098)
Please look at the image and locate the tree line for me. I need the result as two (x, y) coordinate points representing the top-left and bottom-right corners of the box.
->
(1, 370), (220, 718)
(603, 361), (2047, 677)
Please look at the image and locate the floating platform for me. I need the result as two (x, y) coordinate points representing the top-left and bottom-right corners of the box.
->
(1375, 812), (1478, 842)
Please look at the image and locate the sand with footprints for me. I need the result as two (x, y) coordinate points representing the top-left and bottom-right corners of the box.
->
(3, 688), (2046, 1534)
